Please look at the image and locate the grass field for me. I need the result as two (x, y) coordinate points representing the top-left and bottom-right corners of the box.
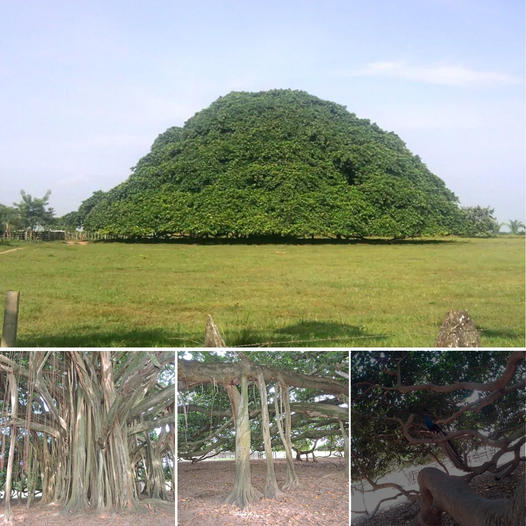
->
(0, 237), (524, 347)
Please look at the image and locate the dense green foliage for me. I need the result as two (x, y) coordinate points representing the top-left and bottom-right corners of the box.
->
(83, 90), (464, 239)
(59, 190), (107, 230)
(351, 351), (525, 481)
(458, 206), (500, 237)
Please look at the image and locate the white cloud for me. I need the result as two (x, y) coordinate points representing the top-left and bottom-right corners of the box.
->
(347, 61), (520, 87)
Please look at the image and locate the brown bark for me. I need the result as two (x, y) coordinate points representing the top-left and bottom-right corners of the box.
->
(256, 371), (282, 499)
(4, 372), (17, 525)
(0, 351), (173, 513)
(338, 419), (349, 478)
(178, 359), (347, 395)
(178, 401), (348, 420)
(225, 373), (261, 508)
(292, 439), (318, 462)
(417, 467), (525, 526)
(274, 382), (299, 491)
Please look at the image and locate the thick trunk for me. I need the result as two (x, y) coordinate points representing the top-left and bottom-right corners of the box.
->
(274, 382), (299, 490)
(339, 419), (349, 478)
(4, 372), (17, 525)
(65, 390), (89, 512)
(225, 375), (261, 508)
(144, 432), (167, 500)
(256, 371), (282, 499)
(417, 467), (525, 526)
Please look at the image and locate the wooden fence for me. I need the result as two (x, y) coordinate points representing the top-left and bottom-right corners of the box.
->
(2, 230), (113, 242)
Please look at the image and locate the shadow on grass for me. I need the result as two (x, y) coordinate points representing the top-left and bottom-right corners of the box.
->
(478, 326), (524, 341)
(17, 328), (201, 347)
(226, 320), (388, 347)
(18, 320), (388, 347)
(99, 236), (464, 246)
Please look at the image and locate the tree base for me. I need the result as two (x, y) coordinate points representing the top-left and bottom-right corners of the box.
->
(225, 485), (262, 509)
(263, 482), (284, 499)
(282, 477), (300, 491)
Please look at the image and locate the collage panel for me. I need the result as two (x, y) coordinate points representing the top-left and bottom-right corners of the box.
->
(0, 2), (524, 526)
(350, 349), (525, 525)
(0, 351), (175, 526)
(177, 350), (349, 525)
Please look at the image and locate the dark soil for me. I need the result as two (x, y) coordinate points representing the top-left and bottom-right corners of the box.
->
(178, 457), (349, 525)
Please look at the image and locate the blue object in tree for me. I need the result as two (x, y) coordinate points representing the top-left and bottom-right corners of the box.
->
(424, 414), (444, 434)
(424, 413), (466, 470)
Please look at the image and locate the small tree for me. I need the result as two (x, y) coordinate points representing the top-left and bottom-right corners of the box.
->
(0, 204), (21, 235)
(13, 190), (55, 230)
(504, 219), (525, 235)
(458, 206), (500, 237)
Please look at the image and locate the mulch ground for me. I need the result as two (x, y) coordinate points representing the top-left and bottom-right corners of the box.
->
(352, 466), (524, 525)
(178, 458), (349, 525)
(0, 499), (175, 526)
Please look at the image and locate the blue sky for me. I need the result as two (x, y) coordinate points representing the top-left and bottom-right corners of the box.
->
(1, 0), (524, 223)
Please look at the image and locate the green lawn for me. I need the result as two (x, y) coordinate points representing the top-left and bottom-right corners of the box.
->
(0, 237), (524, 347)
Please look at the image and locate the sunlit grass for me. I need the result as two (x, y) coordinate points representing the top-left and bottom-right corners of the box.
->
(0, 237), (523, 347)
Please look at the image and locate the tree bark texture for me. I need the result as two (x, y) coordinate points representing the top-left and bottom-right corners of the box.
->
(256, 371), (282, 499)
(417, 467), (525, 526)
(179, 359), (348, 396)
(225, 373), (262, 508)
(4, 372), (17, 525)
(339, 419), (349, 478)
(274, 382), (299, 490)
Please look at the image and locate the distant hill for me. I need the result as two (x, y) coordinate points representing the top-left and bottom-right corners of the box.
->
(83, 89), (462, 239)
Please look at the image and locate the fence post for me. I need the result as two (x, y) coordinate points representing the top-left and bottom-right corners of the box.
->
(1, 291), (20, 347)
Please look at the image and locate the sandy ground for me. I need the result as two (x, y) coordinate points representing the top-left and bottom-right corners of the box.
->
(0, 500), (175, 526)
(178, 457), (349, 526)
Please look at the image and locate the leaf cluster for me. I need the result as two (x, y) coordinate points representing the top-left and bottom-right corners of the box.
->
(81, 90), (465, 239)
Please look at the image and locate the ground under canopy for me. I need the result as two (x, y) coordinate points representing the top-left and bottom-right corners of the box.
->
(0, 499), (174, 526)
(178, 458), (348, 526)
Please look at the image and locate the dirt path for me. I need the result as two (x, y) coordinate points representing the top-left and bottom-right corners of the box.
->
(178, 458), (348, 525)
(0, 501), (175, 526)
(0, 247), (23, 255)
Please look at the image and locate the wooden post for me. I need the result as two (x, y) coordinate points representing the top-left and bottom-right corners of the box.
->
(204, 314), (226, 347)
(1, 290), (20, 347)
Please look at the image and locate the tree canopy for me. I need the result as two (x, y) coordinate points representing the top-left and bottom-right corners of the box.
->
(81, 90), (465, 239)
